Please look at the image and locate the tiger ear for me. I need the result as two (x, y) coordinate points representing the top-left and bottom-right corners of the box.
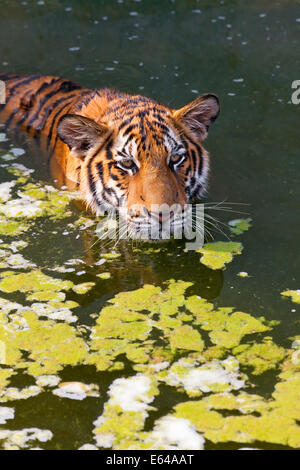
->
(57, 114), (109, 158)
(173, 94), (220, 141)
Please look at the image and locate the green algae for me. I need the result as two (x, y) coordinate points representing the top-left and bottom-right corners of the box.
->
(174, 399), (300, 448)
(0, 369), (15, 391)
(97, 272), (111, 280)
(26, 291), (66, 302)
(203, 392), (268, 414)
(85, 281), (285, 381)
(168, 325), (204, 352)
(0, 270), (73, 294)
(0, 166), (75, 222)
(228, 218), (252, 235)
(233, 339), (286, 375)
(281, 289), (300, 304)
(86, 281), (193, 371)
(0, 310), (88, 377)
(72, 282), (95, 294)
(73, 215), (97, 230)
(197, 242), (243, 270)
(0, 216), (29, 236)
(185, 295), (271, 349)
(21, 183), (74, 220)
(86, 304), (153, 371)
(101, 253), (121, 260)
(133, 247), (162, 254)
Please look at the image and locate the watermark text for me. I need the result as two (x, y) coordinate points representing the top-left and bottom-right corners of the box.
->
(0, 80), (6, 105)
(291, 80), (300, 104)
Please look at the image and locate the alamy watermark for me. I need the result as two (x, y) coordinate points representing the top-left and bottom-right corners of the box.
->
(291, 80), (300, 104)
(0, 80), (5, 105)
(95, 201), (205, 250)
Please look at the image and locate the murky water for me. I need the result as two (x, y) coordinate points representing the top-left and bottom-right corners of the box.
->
(0, 0), (299, 450)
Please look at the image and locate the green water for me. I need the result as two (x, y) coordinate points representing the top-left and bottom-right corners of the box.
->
(0, 0), (299, 450)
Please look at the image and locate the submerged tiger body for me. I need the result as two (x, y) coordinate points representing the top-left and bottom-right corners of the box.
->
(0, 73), (220, 236)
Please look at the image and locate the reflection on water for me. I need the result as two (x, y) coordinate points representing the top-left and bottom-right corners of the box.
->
(0, 0), (299, 450)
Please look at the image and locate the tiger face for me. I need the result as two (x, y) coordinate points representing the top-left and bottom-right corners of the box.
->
(57, 91), (219, 236)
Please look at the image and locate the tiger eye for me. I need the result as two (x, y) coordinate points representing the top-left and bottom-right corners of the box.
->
(170, 154), (184, 164)
(121, 159), (135, 169)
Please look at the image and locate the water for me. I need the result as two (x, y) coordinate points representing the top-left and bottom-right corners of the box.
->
(0, 0), (299, 450)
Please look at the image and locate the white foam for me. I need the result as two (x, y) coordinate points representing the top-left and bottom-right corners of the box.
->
(0, 407), (14, 424)
(0, 181), (16, 202)
(167, 357), (244, 394)
(108, 375), (153, 413)
(150, 416), (205, 450)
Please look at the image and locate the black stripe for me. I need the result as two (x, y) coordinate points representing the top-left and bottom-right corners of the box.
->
(110, 172), (119, 181)
(16, 81), (57, 127)
(46, 99), (75, 149)
(149, 119), (169, 134)
(96, 162), (104, 183)
(185, 165), (191, 176)
(105, 140), (114, 160)
(105, 99), (149, 117)
(88, 164), (103, 208)
(181, 133), (203, 176)
(37, 93), (79, 133)
(118, 117), (134, 131)
(152, 111), (167, 120)
(46, 90), (91, 161)
(190, 149), (197, 170)
(107, 161), (114, 175)
(75, 90), (98, 111)
(5, 74), (41, 104)
(106, 186), (118, 206)
(183, 132), (203, 155)
(190, 183), (203, 199)
(123, 132), (137, 149)
(5, 108), (20, 127)
(26, 78), (64, 130)
(0, 73), (19, 82)
(145, 119), (164, 145)
(180, 135), (189, 150)
(122, 123), (138, 136)
(86, 133), (113, 162)
(30, 80), (81, 131)
(47, 89), (91, 149)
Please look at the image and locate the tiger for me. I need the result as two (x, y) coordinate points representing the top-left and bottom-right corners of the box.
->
(0, 73), (220, 238)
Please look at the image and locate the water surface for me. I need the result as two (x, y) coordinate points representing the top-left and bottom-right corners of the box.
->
(0, 0), (299, 450)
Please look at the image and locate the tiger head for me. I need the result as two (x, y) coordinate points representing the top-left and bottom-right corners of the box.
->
(57, 90), (220, 236)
